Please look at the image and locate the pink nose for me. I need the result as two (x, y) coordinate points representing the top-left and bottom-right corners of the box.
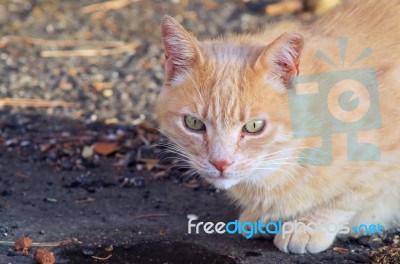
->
(210, 159), (232, 172)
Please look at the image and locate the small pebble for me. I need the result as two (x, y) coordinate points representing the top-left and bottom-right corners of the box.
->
(106, 133), (117, 141)
(358, 236), (371, 246)
(47, 152), (58, 161)
(44, 198), (58, 203)
(5, 139), (18, 147)
(20, 140), (31, 147)
(120, 176), (145, 188)
(82, 249), (94, 256)
(81, 146), (94, 159)
(369, 237), (384, 249)
(60, 161), (73, 171)
(393, 235), (399, 245)
(130, 176), (145, 187)
(105, 245), (113, 252)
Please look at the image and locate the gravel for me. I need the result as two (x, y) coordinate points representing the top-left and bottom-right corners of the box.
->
(0, 0), (284, 124)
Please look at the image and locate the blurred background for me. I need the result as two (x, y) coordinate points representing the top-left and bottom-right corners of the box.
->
(0, 0), (340, 125)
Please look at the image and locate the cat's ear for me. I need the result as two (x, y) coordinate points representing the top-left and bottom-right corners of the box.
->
(255, 32), (304, 92)
(161, 16), (203, 84)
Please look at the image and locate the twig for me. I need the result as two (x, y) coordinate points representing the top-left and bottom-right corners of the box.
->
(74, 197), (95, 204)
(91, 254), (112, 260)
(0, 98), (77, 108)
(0, 241), (14, 246)
(40, 41), (140, 58)
(131, 213), (169, 220)
(333, 247), (349, 254)
(31, 238), (82, 247)
(0, 36), (125, 48)
(15, 172), (31, 179)
(81, 0), (141, 14)
(0, 238), (81, 248)
(265, 0), (304, 16)
(40, 134), (94, 141)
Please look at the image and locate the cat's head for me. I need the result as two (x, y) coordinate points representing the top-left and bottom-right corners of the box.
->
(157, 16), (304, 189)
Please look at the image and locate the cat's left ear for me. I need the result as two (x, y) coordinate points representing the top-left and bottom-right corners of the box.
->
(161, 16), (203, 85)
(254, 32), (304, 92)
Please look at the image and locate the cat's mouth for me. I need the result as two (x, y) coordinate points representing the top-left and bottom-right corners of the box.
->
(216, 172), (228, 178)
(202, 171), (229, 180)
(202, 173), (242, 189)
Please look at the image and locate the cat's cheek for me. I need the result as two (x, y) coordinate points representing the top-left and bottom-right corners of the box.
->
(173, 117), (205, 143)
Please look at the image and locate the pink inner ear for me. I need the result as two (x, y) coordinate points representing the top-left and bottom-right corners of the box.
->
(161, 16), (202, 84)
(254, 33), (304, 88)
(161, 27), (173, 60)
(276, 57), (299, 85)
(268, 32), (304, 88)
(164, 57), (175, 83)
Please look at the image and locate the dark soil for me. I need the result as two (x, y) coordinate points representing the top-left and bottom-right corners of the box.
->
(1, 110), (399, 264)
(1, 1), (399, 263)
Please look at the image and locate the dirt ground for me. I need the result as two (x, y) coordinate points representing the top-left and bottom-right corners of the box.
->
(0, 0), (399, 263)
(1, 110), (391, 264)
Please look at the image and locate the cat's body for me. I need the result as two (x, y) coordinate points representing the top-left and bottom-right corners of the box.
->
(157, 0), (400, 254)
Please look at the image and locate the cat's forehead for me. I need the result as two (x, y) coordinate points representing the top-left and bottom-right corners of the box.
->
(193, 72), (260, 129)
(201, 42), (262, 66)
(181, 43), (269, 128)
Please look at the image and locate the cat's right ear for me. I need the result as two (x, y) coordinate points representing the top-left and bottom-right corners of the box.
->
(254, 32), (304, 93)
(161, 16), (203, 85)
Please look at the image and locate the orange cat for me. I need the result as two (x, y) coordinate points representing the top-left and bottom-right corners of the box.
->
(157, 0), (400, 254)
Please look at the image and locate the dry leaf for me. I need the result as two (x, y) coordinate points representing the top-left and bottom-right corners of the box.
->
(139, 158), (160, 171)
(183, 179), (200, 189)
(34, 249), (55, 264)
(333, 247), (349, 254)
(152, 171), (168, 179)
(370, 246), (400, 264)
(15, 236), (32, 256)
(265, 0), (303, 16)
(93, 142), (120, 156)
(93, 82), (113, 91)
(307, 0), (342, 14)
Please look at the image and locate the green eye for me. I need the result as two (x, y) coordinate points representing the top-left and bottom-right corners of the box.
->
(184, 115), (205, 131)
(243, 120), (266, 134)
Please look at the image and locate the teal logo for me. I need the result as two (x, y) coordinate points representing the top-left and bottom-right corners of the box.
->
(287, 37), (382, 166)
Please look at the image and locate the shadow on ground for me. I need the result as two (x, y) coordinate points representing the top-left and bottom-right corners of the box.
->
(60, 241), (238, 264)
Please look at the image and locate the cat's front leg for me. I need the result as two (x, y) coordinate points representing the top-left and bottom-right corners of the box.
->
(274, 209), (354, 254)
(239, 208), (272, 239)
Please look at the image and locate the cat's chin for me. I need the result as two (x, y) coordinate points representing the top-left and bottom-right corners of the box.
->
(206, 177), (241, 190)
